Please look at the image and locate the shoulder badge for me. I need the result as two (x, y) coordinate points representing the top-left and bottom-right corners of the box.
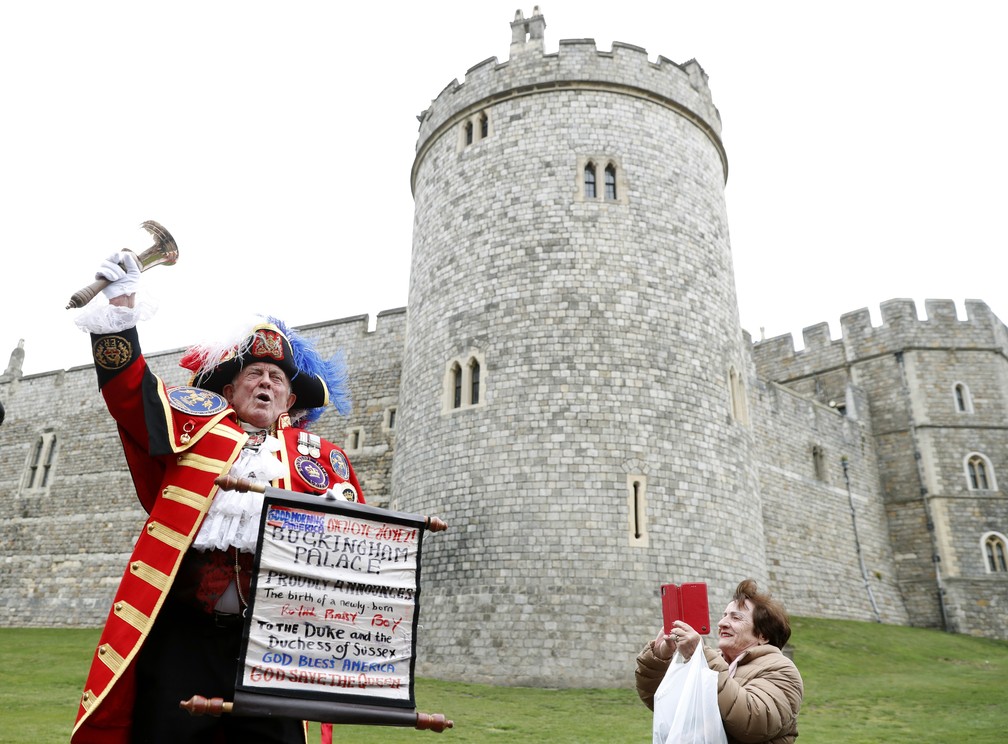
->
(93, 335), (134, 370)
(336, 482), (359, 502)
(167, 386), (229, 416)
(294, 456), (330, 492)
(330, 450), (350, 480)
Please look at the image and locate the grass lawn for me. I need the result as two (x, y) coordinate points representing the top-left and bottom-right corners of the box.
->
(2, 617), (1006, 743)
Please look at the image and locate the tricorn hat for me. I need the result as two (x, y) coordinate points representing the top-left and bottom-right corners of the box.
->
(179, 317), (351, 425)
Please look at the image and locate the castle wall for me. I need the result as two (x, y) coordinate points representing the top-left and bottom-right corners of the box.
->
(0, 342), (199, 627)
(5, 298), (1000, 637)
(0, 364), (138, 627)
(751, 379), (909, 625)
(296, 308), (406, 508)
(945, 576), (1008, 639)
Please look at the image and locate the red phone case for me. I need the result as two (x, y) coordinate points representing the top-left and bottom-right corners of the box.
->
(661, 582), (711, 635)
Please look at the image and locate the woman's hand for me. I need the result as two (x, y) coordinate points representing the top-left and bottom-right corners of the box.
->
(652, 627), (676, 661)
(669, 621), (701, 660)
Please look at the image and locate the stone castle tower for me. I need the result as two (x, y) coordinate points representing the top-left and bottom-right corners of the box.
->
(396, 8), (764, 686)
(0, 9), (1005, 691)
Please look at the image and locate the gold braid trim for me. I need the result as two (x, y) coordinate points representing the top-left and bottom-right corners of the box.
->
(161, 484), (211, 511)
(129, 561), (170, 592)
(80, 689), (98, 713)
(176, 452), (230, 474)
(145, 521), (192, 550)
(113, 600), (149, 633)
(96, 643), (126, 675)
(212, 422), (246, 444)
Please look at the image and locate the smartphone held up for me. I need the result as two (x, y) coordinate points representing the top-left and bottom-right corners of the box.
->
(661, 582), (711, 635)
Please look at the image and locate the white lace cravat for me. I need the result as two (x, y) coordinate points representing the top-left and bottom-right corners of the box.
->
(191, 431), (286, 553)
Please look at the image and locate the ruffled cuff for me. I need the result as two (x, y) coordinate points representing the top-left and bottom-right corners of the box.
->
(73, 296), (158, 334)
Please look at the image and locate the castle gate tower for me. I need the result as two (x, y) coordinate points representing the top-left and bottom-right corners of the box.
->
(394, 10), (763, 686)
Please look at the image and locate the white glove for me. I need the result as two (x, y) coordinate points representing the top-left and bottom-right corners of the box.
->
(96, 251), (141, 299)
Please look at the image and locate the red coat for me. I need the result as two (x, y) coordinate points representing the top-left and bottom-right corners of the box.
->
(72, 327), (363, 744)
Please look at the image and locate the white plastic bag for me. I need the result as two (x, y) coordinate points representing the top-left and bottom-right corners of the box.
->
(652, 649), (728, 744)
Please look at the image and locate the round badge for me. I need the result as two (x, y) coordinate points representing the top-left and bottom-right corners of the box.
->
(93, 335), (133, 370)
(330, 451), (350, 480)
(295, 456), (330, 492)
(339, 483), (358, 502)
(167, 386), (228, 415)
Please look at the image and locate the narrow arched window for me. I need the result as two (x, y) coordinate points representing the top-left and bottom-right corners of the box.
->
(954, 383), (973, 413)
(445, 352), (487, 413)
(983, 533), (1008, 572)
(604, 164), (617, 200)
(451, 363), (463, 409)
(42, 436), (57, 487)
(464, 121), (474, 146)
(27, 438), (44, 486)
(584, 163), (596, 199)
(627, 474), (648, 546)
(24, 432), (58, 490)
(469, 359), (480, 405)
(812, 445), (827, 482)
(347, 428), (362, 451)
(728, 366), (749, 424)
(632, 480), (643, 539)
(967, 454), (991, 490)
(479, 113), (489, 139)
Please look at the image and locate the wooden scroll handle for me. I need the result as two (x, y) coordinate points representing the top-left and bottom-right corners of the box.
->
(213, 474), (449, 532)
(214, 473), (264, 494)
(416, 712), (454, 732)
(424, 516), (448, 532)
(180, 696), (453, 731)
(180, 695), (233, 716)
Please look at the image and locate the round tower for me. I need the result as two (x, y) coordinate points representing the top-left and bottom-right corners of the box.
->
(394, 9), (763, 686)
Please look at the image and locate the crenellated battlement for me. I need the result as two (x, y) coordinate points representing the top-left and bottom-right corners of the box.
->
(752, 298), (1008, 382)
(300, 306), (407, 339)
(413, 9), (722, 180)
(843, 298), (1006, 354)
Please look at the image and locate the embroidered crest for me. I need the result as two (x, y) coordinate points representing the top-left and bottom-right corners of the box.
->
(338, 483), (358, 502)
(244, 429), (268, 450)
(93, 335), (133, 370)
(330, 451), (350, 480)
(251, 329), (286, 361)
(294, 455), (330, 491)
(167, 386), (228, 415)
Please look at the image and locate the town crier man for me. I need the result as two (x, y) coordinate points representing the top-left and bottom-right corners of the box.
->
(71, 251), (363, 743)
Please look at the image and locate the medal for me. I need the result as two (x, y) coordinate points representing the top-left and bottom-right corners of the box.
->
(297, 431), (321, 458)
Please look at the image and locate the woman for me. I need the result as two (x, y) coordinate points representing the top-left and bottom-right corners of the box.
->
(636, 579), (803, 744)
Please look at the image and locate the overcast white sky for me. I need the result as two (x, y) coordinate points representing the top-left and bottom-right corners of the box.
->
(2, 1), (1005, 377)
